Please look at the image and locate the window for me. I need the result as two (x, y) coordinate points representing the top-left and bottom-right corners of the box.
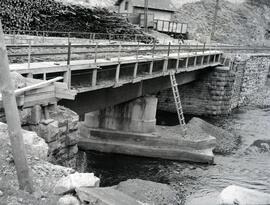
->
(124, 1), (129, 11)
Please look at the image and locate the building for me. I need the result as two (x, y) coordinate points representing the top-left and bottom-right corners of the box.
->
(115, 0), (176, 21)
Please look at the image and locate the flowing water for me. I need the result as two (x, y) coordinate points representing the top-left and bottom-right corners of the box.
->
(85, 107), (270, 204)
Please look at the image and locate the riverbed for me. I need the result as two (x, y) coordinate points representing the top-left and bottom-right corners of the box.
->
(85, 87), (270, 205)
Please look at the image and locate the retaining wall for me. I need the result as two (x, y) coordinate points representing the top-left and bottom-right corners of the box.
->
(0, 105), (79, 168)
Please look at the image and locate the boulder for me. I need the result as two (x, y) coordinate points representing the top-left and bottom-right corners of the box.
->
(76, 187), (142, 205)
(57, 195), (80, 205)
(10, 72), (26, 89)
(54, 172), (100, 195)
(0, 122), (48, 160)
(247, 140), (270, 153)
(115, 179), (181, 205)
(219, 185), (270, 205)
(22, 129), (49, 160)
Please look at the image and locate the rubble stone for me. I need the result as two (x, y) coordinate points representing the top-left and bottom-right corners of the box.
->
(54, 172), (100, 195)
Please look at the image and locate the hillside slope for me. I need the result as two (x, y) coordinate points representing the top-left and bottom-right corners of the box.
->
(175, 0), (270, 45)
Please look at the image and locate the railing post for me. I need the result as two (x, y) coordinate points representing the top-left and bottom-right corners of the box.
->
(203, 42), (206, 53)
(27, 40), (31, 70)
(68, 32), (71, 44)
(176, 43), (181, 71)
(94, 43), (98, 64)
(201, 55), (204, 66)
(12, 31), (16, 44)
(149, 41), (155, 74)
(118, 43), (122, 62)
(64, 42), (71, 89)
(115, 44), (122, 84)
(42, 31), (45, 43)
(133, 42), (139, 80)
(91, 68), (97, 87)
(167, 42), (171, 57)
(92, 43), (99, 87)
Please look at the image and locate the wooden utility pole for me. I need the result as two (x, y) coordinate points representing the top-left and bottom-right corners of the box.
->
(0, 21), (34, 193)
(210, 0), (219, 42)
(144, 0), (149, 32)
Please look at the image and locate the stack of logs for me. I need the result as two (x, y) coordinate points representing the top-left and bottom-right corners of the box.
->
(0, 0), (155, 43)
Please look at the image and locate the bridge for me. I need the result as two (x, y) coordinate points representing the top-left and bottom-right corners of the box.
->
(8, 39), (270, 163)
(8, 42), (223, 114)
(7, 41), (224, 164)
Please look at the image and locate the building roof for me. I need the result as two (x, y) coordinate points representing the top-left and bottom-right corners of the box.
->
(115, 0), (176, 12)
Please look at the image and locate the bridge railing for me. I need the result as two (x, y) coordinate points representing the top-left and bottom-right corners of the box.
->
(6, 43), (270, 65)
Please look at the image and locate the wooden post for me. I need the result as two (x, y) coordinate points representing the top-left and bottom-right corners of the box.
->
(0, 21), (34, 193)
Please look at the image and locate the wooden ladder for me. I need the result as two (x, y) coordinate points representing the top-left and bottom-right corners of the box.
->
(169, 72), (187, 135)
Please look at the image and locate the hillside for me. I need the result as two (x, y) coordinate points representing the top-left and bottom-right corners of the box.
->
(175, 0), (270, 45)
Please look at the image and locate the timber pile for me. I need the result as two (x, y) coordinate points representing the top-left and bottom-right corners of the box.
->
(0, 0), (155, 43)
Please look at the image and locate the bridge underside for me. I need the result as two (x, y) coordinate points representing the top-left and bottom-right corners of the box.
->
(60, 68), (211, 116)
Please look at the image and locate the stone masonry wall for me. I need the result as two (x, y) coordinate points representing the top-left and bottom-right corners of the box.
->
(235, 55), (270, 106)
(157, 67), (235, 115)
(0, 105), (79, 168)
(158, 54), (270, 115)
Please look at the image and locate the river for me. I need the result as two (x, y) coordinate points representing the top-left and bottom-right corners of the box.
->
(85, 97), (270, 205)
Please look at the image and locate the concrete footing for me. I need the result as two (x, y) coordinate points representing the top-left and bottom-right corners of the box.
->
(79, 96), (216, 164)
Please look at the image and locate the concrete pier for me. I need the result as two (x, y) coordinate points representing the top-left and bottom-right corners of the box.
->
(84, 96), (157, 133)
(79, 96), (216, 163)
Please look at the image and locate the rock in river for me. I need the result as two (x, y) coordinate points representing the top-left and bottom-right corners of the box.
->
(219, 185), (270, 205)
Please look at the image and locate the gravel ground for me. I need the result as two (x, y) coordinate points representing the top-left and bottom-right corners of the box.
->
(0, 124), (75, 205)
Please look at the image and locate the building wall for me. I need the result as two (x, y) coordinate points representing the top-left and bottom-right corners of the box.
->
(118, 0), (134, 13)
(133, 7), (173, 21)
(157, 54), (270, 115)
